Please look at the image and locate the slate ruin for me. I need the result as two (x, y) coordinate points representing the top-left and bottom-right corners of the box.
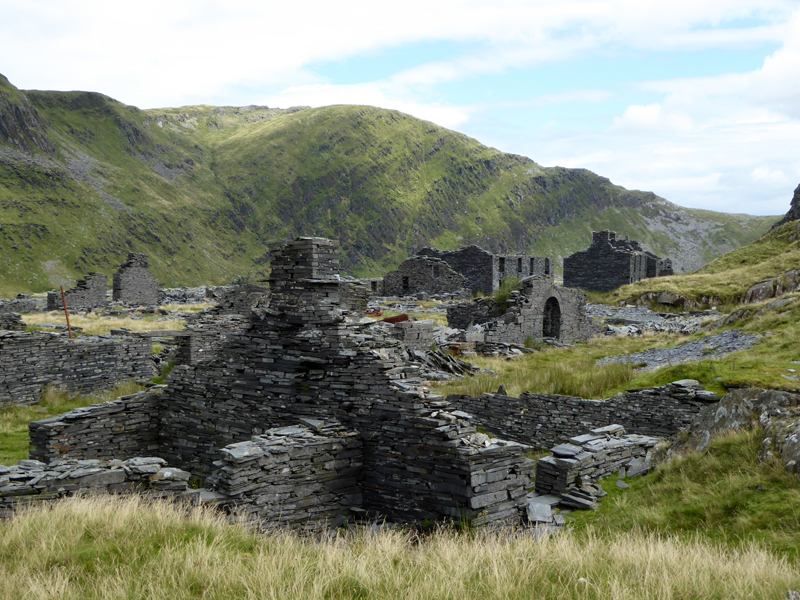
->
(46, 273), (107, 312)
(447, 275), (595, 345)
(564, 230), (673, 293)
(27, 238), (540, 529)
(112, 253), (163, 305)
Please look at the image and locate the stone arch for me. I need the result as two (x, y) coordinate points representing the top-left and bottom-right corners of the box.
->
(543, 296), (561, 339)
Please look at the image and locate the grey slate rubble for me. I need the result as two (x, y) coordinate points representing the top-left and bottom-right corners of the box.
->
(46, 272), (107, 312)
(0, 457), (189, 518)
(0, 331), (155, 408)
(597, 330), (761, 372)
(586, 303), (723, 336)
(112, 253), (163, 306)
(0, 294), (41, 314)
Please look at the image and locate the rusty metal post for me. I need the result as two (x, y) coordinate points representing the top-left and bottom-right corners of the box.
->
(60, 286), (73, 340)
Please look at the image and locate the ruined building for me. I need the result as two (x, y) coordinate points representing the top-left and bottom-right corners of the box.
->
(46, 273), (107, 312)
(383, 256), (468, 297)
(564, 230), (673, 293)
(112, 253), (163, 305)
(447, 275), (595, 345)
(29, 238), (536, 529)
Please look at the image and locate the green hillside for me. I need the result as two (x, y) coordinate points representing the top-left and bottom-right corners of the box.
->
(0, 74), (778, 295)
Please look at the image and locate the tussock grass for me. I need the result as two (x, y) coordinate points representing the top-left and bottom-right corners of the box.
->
(0, 494), (797, 600)
(22, 312), (187, 335)
(574, 428), (800, 562)
(0, 382), (144, 465)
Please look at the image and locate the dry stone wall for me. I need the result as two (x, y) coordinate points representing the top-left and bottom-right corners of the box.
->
(0, 457), (190, 519)
(46, 273), (107, 312)
(383, 256), (468, 297)
(29, 391), (161, 463)
(0, 332), (155, 408)
(0, 295), (39, 314)
(0, 312), (25, 331)
(535, 425), (659, 496)
(173, 314), (250, 366)
(447, 381), (719, 449)
(113, 254), (162, 306)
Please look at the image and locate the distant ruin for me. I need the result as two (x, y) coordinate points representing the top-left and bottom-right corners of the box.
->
(46, 273), (107, 312)
(419, 245), (553, 295)
(564, 230), (673, 293)
(448, 275), (595, 345)
(113, 253), (162, 305)
(383, 256), (467, 297)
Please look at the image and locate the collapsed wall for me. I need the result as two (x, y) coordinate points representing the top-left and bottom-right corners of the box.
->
(0, 332), (155, 408)
(0, 313), (25, 331)
(46, 273), (107, 312)
(447, 380), (719, 449)
(112, 253), (162, 306)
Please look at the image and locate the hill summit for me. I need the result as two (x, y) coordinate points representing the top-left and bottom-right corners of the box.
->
(0, 75), (778, 295)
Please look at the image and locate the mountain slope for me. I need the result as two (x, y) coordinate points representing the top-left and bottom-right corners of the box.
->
(0, 75), (778, 295)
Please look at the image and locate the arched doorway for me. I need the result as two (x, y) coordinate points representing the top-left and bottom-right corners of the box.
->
(543, 297), (561, 339)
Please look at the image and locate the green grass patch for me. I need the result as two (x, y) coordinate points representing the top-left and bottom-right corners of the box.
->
(571, 428), (800, 562)
(0, 381), (144, 465)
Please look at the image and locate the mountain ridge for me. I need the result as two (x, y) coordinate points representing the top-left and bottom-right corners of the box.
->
(0, 75), (778, 295)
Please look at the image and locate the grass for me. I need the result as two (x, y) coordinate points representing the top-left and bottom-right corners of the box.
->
(0, 382), (144, 465)
(0, 493), (797, 600)
(571, 428), (800, 562)
(21, 311), (188, 336)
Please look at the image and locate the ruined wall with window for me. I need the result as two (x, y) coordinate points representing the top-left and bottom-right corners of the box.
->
(383, 256), (468, 297)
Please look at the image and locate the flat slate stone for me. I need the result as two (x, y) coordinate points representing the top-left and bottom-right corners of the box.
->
(551, 443), (582, 457)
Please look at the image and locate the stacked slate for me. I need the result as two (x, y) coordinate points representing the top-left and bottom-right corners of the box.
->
(362, 406), (535, 527)
(0, 332), (155, 408)
(386, 319), (436, 351)
(46, 273), (108, 312)
(209, 284), (269, 316)
(535, 425), (660, 500)
(206, 422), (362, 530)
(0, 457), (190, 518)
(112, 253), (162, 306)
(0, 312), (25, 331)
(447, 380), (719, 449)
(173, 314), (250, 365)
(29, 391), (162, 463)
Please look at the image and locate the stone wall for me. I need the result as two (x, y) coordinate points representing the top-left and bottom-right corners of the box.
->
(0, 457), (189, 518)
(447, 276), (595, 345)
(46, 273), (107, 312)
(29, 391), (161, 462)
(419, 245), (553, 296)
(354, 278), (384, 297)
(0, 312), (25, 331)
(112, 253), (162, 306)
(383, 256), (467, 297)
(386, 320), (436, 351)
(210, 284), (269, 315)
(535, 425), (660, 496)
(173, 314), (251, 366)
(447, 381), (719, 449)
(339, 280), (369, 315)
(446, 299), (501, 330)
(0, 332), (155, 408)
(564, 230), (672, 293)
(207, 422), (363, 529)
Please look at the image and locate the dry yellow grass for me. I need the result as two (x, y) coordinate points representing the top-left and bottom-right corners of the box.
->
(22, 312), (187, 335)
(0, 494), (797, 599)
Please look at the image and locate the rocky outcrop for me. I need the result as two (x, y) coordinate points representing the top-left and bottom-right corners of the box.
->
(0, 76), (57, 156)
(775, 183), (800, 227)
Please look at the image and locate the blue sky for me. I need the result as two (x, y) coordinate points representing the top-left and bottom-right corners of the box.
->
(1, 0), (799, 215)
